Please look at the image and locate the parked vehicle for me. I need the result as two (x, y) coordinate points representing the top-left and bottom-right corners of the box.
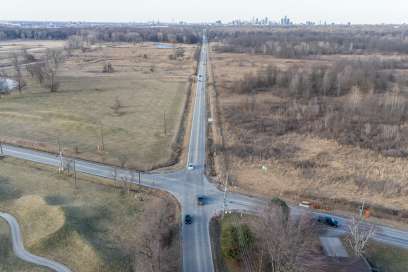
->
(197, 196), (205, 206)
(299, 201), (311, 208)
(317, 216), (339, 228)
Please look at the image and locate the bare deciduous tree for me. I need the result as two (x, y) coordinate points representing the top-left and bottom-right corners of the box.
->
(12, 53), (26, 93)
(21, 48), (36, 63)
(135, 199), (178, 272)
(111, 97), (123, 116)
(258, 198), (317, 272)
(102, 62), (114, 73)
(346, 210), (375, 257)
(26, 63), (44, 83)
(43, 49), (63, 92)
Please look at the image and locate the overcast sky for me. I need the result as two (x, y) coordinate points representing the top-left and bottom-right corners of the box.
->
(0, 0), (406, 24)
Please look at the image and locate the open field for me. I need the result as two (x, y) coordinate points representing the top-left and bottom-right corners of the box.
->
(0, 221), (49, 272)
(208, 45), (408, 222)
(341, 236), (408, 272)
(0, 40), (197, 170)
(0, 157), (180, 272)
(366, 242), (408, 272)
(0, 40), (65, 68)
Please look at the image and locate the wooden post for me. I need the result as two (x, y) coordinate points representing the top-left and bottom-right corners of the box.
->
(100, 123), (105, 151)
(163, 111), (167, 136)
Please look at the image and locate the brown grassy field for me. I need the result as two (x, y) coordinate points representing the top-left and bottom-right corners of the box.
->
(208, 47), (408, 223)
(0, 157), (180, 272)
(0, 221), (49, 272)
(365, 241), (408, 272)
(0, 40), (65, 68)
(0, 40), (197, 170)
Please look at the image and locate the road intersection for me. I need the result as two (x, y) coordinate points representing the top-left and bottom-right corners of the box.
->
(1, 32), (408, 271)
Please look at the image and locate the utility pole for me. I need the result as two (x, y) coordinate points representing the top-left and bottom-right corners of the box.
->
(113, 167), (117, 182)
(57, 137), (64, 173)
(100, 123), (105, 151)
(223, 172), (229, 215)
(360, 200), (366, 217)
(73, 159), (77, 188)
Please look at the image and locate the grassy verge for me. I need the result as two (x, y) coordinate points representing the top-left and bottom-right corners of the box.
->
(0, 221), (50, 272)
(365, 242), (408, 272)
(0, 157), (180, 272)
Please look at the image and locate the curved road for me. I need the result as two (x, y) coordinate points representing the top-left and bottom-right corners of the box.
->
(0, 212), (72, 272)
(1, 31), (408, 271)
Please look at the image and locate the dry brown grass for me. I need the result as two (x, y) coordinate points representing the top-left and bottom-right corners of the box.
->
(0, 40), (65, 67)
(11, 195), (65, 247)
(0, 221), (49, 272)
(209, 46), (408, 223)
(0, 40), (197, 170)
(0, 157), (180, 272)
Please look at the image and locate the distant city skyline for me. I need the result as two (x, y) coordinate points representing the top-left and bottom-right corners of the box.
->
(0, 0), (407, 25)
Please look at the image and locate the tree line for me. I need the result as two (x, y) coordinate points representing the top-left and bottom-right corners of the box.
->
(0, 26), (201, 44)
(231, 57), (406, 97)
(210, 26), (408, 58)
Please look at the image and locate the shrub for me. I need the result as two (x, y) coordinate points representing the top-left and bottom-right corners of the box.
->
(221, 223), (254, 261)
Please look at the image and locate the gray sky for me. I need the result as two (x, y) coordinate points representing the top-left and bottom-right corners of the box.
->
(0, 0), (407, 24)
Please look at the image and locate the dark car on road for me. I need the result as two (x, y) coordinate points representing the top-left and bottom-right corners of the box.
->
(197, 196), (205, 206)
(184, 214), (193, 224)
(317, 216), (339, 228)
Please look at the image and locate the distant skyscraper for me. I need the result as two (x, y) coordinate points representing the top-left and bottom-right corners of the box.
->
(280, 16), (291, 25)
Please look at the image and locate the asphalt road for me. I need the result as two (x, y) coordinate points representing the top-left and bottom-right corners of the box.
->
(0, 212), (72, 272)
(1, 32), (408, 271)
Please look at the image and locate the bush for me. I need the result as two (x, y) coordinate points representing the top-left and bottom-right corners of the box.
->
(102, 62), (114, 73)
(221, 223), (254, 261)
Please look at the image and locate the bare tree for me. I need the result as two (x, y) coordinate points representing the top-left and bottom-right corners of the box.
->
(21, 48), (36, 63)
(118, 155), (130, 193)
(111, 97), (123, 116)
(43, 49), (63, 92)
(26, 63), (45, 84)
(258, 198), (316, 272)
(346, 207), (375, 257)
(102, 62), (114, 73)
(12, 53), (26, 93)
(135, 199), (177, 272)
(66, 35), (85, 50)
